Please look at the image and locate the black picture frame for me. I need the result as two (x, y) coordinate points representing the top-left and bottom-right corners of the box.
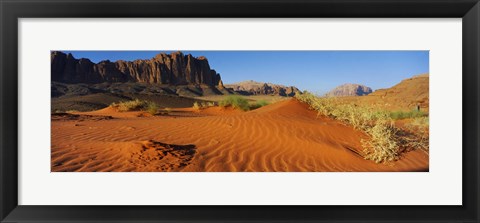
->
(1, 0), (479, 222)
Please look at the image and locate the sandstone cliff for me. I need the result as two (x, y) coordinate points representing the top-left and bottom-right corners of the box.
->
(51, 51), (223, 87)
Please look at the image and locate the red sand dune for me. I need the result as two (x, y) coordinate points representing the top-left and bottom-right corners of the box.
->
(51, 99), (428, 172)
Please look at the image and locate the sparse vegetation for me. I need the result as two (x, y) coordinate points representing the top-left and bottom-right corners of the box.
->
(192, 101), (216, 111)
(250, 100), (270, 109)
(410, 116), (429, 128)
(192, 101), (201, 111)
(111, 99), (158, 115)
(219, 95), (250, 111)
(361, 120), (398, 163)
(403, 117), (429, 153)
(111, 99), (146, 112)
(389, 110), (427, 120)
(195, 95), (288, 104)
(146, 101), (159, 115)
(295, 91), (428, 163)
(255, 100), (269, 107)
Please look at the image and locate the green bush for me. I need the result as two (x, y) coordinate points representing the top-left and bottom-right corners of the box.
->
(219, 95), (250, 111)
(256, 100), (269, 107)
(250, 100), (270, 110)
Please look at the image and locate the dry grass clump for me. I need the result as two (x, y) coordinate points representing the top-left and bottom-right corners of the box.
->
(145, 101), (159, 115)
(409, 116), (429, 127)
(192, 101), (201, 111)
(295, 91), (427, 163)
(361, 120), (399, 162)
(390, 110), (427, 120)
(402, 117), (429, 153)
(194, 96), (267, 111)
(111, 99), (158, 115)
(111, 99), (146, 112)
(192, 101), (216, 111)
(219, 95), (250, 111)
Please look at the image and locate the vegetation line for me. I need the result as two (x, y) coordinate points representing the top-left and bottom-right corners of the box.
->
(295, 92), (428, 163)
(111, 99), (158, 115)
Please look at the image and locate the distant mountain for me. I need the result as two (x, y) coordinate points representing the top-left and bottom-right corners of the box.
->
(225, 80), (301, 97)
(326, 84), (373, 97)
(369, 73), (429, 110)
(51, 51), (223, 87)
(51, 52), (302, 97)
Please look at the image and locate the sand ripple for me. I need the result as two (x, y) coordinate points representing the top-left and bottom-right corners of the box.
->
(51, 99), (428, 172)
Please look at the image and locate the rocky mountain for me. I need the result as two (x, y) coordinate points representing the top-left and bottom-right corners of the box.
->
(51, 52), (302, 98)
(326, 84), (372, 97)
(225, 80), (301, 97)
(51, 51), (223, 87)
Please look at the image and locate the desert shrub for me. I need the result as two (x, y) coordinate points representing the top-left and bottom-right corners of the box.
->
(361, 120), (398, 163)
(402, 117), (429, 153)
(111, 99), (146, 112)
(192, 101), (216, 111)
(410, 116), (429, 127)
(295, 91), (407, 163)
(111, 99), (158, 115)
(389, 110), (427, 120)
(192, 101), (201, 110)
(146, 101), (158, 115)
(219, 95), (250, 111)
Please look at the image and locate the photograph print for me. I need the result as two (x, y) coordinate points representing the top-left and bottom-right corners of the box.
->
(51, 50), (429, 172)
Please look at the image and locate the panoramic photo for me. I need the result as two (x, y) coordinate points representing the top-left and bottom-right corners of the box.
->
(51, 50), (429, 172)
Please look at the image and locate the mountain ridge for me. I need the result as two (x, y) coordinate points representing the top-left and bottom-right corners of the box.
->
(225, 80), (301, 97)
(51, 51), (223, 87)
(326, 83), (373, 97)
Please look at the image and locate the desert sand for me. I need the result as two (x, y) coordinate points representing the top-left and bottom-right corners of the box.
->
(51, 99), (429, 172)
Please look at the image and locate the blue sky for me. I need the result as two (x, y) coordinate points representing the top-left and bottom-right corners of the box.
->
(61, 50), (429, 95)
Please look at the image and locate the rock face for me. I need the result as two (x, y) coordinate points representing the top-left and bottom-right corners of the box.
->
(51, 51), (223, 87)
(326, 84), (372, 97)
(225, 80), (301, 97)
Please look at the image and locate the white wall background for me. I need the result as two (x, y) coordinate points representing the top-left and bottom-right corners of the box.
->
(18, 18), (462, 205)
